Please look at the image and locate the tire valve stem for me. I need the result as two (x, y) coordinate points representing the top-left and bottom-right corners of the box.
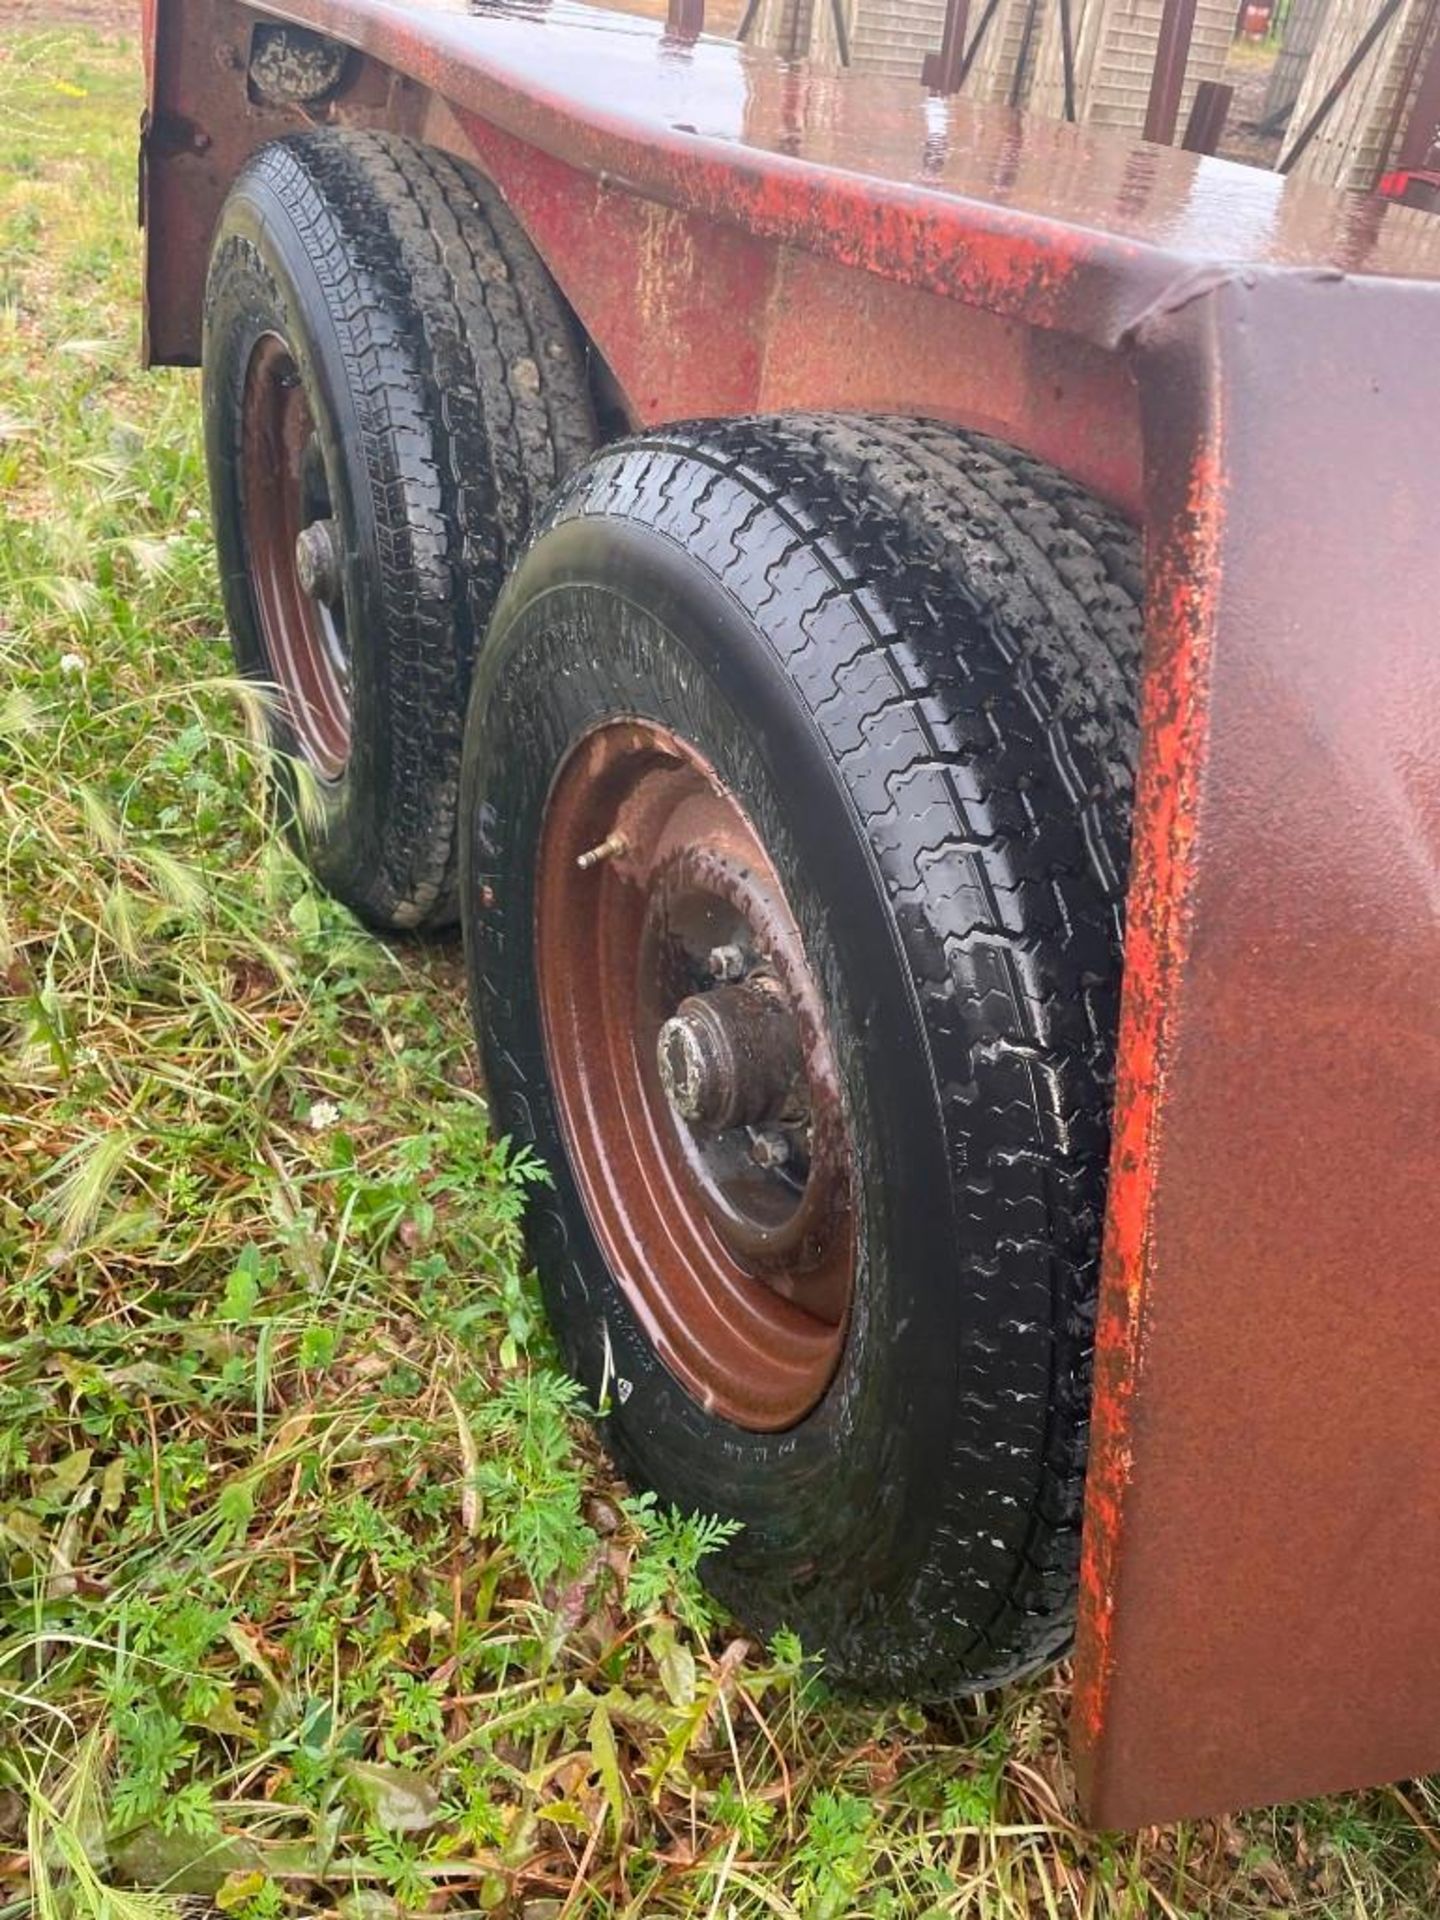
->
(576, 831), (628, 871)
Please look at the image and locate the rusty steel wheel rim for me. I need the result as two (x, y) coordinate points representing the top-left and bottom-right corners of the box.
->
(535, 719), (856, 1431)
(240, 333), (351, 781)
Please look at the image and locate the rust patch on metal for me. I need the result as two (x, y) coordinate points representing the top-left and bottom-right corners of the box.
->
(1073, 432), (1224, 1753)
(143, 0), (420, 367)
(248, 23), (351, 105)
(1075, 275), (1440, 1827)
(435, 102), (1145, 510)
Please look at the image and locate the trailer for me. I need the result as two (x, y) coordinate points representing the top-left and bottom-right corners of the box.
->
(139, 0), (1440, 1830)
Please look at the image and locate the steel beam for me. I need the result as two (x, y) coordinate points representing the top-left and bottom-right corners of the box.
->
(923, 0), (971, 92)
(1181, 77), (1232, 151)
(1144, 0), (1200, 143)
(667, 0), (707, 37)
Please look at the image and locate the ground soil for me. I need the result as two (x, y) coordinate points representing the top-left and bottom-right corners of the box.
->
(1219, 41), (1285, 169)
(0, 0), (133, 28)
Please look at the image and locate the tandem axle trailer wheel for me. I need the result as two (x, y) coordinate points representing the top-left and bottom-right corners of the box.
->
(202, 130), (595, 930)
(460, 416), (1142, 1694)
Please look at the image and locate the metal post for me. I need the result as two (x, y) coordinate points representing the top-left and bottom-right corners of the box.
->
(828, 0), (852, 66)
(1144, 0), (1200, 143)
(923, 0), (972, 91)
(667, 0), (706, 37)
(1058, 0), (1079, 119)
(1181, 77), (1234, 148)
(1010, 0), (1043, 107)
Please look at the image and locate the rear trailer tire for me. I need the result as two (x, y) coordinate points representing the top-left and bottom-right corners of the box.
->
(203, 131), (595, 930)
(460, 416), (1141, 1694)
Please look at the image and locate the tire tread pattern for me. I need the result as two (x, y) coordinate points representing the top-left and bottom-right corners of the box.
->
(209, 130), (593, 927)
(537, 416), (1140, 1690)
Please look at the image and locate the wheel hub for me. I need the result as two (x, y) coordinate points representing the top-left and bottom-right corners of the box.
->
(534, 718), (855, 1431)
(295, 516), (342, 606)
(239, 334), (352, 780)
(656, 977), (804, 1132)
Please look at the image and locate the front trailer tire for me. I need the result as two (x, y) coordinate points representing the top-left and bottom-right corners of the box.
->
(460, 416), (1141, 1696)
(203, 131), (595, 930)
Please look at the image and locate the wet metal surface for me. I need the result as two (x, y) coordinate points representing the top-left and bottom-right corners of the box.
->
(1074, 275), (1440, 1826)
(143, 0), (1440, 506)
(152, 0), (1440, 328)
(269, 2), (1440, 286)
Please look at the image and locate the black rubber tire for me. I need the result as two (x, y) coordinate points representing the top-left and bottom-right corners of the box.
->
(460, 416), (1142, 1695)
(203, 131), (595, 929)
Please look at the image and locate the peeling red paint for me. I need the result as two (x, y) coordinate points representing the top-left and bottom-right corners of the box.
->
(441, 103), (1143, 509)
(1073, 435), (1224, 1752)
(143, 0), (1440, 370)
(1072, 272), (1440, 1827)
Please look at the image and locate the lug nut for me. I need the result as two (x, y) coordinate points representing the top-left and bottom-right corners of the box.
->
(707, 943), (747, 982)
(749, 1128), (792, 1171)
(295, 517), (343, 606)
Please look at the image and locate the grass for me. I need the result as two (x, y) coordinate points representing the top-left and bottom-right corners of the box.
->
(0, 25), (1437, 1920)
